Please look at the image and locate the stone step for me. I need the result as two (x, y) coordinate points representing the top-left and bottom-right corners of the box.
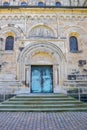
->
(0, 94), (86, 112)
(2, 100), (81, 104)
(9, 97), (75, 101)
(16, 94), (67, 98)
(0, 107), (87, 112)
(0, 104), (86, 109)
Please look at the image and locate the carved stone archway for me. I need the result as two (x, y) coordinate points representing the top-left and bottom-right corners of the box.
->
(18, 42), (66, 93)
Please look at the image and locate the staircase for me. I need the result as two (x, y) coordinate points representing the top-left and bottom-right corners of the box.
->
(0, 94), (87, 112)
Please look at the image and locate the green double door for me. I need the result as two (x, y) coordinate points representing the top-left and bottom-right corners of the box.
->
(31, 66), (53, 93)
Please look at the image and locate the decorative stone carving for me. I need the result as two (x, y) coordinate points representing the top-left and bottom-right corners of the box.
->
(29, 26), (55, 38)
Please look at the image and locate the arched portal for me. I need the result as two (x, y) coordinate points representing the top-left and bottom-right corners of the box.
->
(18, 42), (66, 93)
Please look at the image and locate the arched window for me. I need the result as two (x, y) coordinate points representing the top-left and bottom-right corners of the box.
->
(5, 36), (14, 50)
(3, 2), (9, 6)
(55, 2), (61, 7)
(69, 36), (78, 52)
(38, 2), (45, 7)
(21, 2), (27, 6)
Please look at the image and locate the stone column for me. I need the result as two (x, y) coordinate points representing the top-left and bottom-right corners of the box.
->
(53, 64), (60, 93)
(25, 65), (31, 93)
(25, 68), (29, 86)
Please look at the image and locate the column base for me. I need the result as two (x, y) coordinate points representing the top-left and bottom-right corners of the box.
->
(54, 85), (67, 94)
(16, 86), (30, 95)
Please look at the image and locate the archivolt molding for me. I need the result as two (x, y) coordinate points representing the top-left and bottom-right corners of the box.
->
(18, 42), (66, 64)
(0, 25), (24, 38)
(18, 42), (66, 81)
(25, 48), (55, 65)
(64, 25), (87, 37)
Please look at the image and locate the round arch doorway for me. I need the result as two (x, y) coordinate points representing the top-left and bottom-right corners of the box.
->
(25, 51), (55, 93)
(18, 42), (66, 93)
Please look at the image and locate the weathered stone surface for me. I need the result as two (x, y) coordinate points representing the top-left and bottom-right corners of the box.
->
(0, 4), (87, 93)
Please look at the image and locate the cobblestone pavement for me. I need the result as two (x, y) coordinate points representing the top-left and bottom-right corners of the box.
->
(0, 112), (87, 130)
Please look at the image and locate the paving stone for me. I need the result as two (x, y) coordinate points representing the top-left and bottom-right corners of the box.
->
(0, 112), (87, 130)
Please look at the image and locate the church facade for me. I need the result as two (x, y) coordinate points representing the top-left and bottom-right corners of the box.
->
(0, 0), (87, 93)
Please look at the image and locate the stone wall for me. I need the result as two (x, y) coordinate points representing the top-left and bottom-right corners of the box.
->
(0, 7), (87, 88)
